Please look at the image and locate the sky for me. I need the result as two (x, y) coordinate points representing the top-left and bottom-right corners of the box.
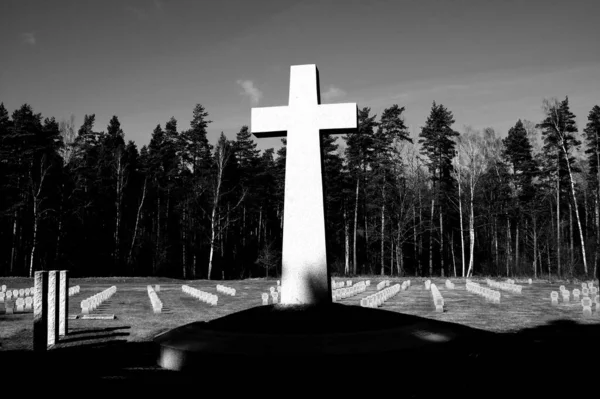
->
(1, 0), (599, 153)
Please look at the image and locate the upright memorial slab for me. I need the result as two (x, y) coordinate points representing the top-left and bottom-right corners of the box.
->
(33, 271), (48, 352)
(59, 270), (69, 336)
(251, 64), (357, 305)
(47, 271), (59, 347)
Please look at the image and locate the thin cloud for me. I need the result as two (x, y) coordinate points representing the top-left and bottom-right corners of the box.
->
(321, 85), (346, 102)
(236, 80), (263, 105)
(21, 32), (36, 46)
(125, 6), (149, 20)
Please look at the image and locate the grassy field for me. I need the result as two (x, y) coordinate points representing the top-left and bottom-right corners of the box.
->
(0, 276), (599, 392)
(1, 276), (599, 350)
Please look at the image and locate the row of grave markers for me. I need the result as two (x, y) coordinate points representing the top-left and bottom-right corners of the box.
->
(486, 279), (523, 294)
(466, 280), (501, 303)
(182, 285), (218, 306)
(80, 286), (116, 314)
(430, 284), (444, 312)
(216, 284), (236, 296)
(361, 283), (400, 308)
(148, 285), (163, 313)
(332, 280), (367, 301)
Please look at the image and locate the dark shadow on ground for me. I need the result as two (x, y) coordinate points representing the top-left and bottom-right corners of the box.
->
(0, 309), (597, 397)
(67, 326), (131, 335)
(58, 331), (130, 344)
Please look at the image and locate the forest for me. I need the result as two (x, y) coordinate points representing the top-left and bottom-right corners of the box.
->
(1, 98), (600, 280)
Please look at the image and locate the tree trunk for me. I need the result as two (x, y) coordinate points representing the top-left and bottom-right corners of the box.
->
(418, 188), (423, 276)
(458, 177), (466, 277)
(413, 203), (418, 274)
(466, 183), (475, 278)
(533, 216), (538, 279)
(242, 205), (246, 248)
(128, 177), (147, 269)
(429, 197), (435, 277)
(10, 211), (18, 275)
(390, 239), (394, 276)
(344, 207), (350, 275)
(547, 236), (552, 280)
(515, 220), (519, 275)
(596, 192), (600, 280)
(494, 216), (499, 271)
(155, 193), (161, 274)
(556, 173), (561, 278)
(439, 207), (444, 277)
(506, 218), (511, 277)
(29, 201), (39, 278)
(114, 153), (124, 272)
(353, 178), (359, 274)
(561, 143), (588, 275)
(568, 200), (574, 271)
(182, 201), (187, 279)
(380, 188), (385, 276)
(451, 230), (457, 277)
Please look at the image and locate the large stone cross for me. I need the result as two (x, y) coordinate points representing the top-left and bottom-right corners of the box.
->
(251, 64), (357, 305)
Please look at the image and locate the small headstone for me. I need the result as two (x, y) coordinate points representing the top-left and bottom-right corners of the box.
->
(25, 296), (33, 310)
(262, 293), (269, 305)
(6, 291), (12, 300)
(582, 283), (588, 289)
(277, 280), (280, 286)
(551, 291), (559, 305)
(270, 286), (276, 294)
(582, 288), (589, 297)
(155, 285), (160, 292)
(1, 285), (5, 292)
(12, 289), (18, 297)
(0, 292), (4, 302)
(272, 292), (279, 304)
(528, 278), (532, 284)
(19, 289), (24, 297)
(25, 288), (30, 296)
(81, 300), (90, 314)
(16, 297), (24, 312)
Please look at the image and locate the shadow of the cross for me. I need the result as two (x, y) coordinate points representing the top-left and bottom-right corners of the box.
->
(0, 314), (598, 396)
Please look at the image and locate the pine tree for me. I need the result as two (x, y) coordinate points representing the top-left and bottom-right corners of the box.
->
(502, 120), (537, 203)
(538, 97), (586, 276)
(344, 107), (377, 274)
(583, 105), (600, 280)
(418, 102), (459, 276)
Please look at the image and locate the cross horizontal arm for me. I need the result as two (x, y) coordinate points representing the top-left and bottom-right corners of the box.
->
(251, 106), (290, 138)
(317, 103), (358, 134)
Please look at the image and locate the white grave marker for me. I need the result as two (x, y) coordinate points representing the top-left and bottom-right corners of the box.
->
(16, 298), (24, 312)
(251, 64), (357, 305)
(551, 291), (559, 305)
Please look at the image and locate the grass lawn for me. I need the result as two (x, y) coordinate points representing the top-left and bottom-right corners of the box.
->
(0, 276), (599, 392)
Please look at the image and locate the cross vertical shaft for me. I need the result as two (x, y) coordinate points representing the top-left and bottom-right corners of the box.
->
(251, 64), (357, 305)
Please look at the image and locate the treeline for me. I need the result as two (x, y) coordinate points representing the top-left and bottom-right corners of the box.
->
(1, 99), (600, 279)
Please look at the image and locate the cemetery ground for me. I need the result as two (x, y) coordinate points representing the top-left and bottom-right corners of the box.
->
(1, 276), (599, 396)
